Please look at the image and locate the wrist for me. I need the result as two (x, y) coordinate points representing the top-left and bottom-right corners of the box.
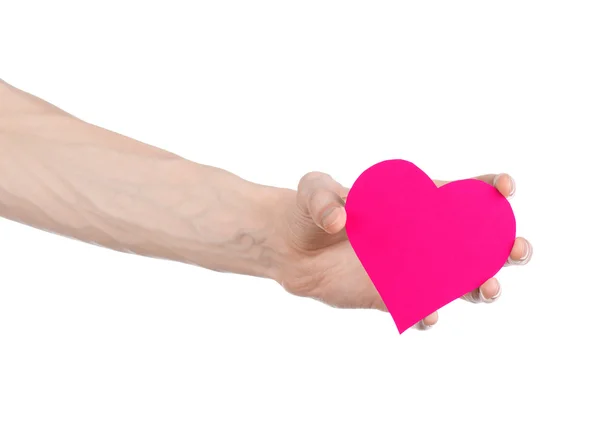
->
(238, 181), (296, 282)
(177, 163), (294, 282)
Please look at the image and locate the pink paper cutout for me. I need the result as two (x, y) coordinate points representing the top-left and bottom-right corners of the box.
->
(345, 159), (516, 334)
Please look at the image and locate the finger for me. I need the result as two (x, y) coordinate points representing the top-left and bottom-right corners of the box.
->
(435, 173), (516, 199)
(505, 237), (533, 266)
(470, 173), (515, 198)
(415, 311), (439, 330)
(491, 173), (516, 198)
(462, 277), (501, 304)
(297, 172), (347, 234)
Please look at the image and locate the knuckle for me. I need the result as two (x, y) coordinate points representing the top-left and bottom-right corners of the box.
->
(299, 171), (325, 183)
(298, 171), (334, 197)
(298, 171), (331, 190)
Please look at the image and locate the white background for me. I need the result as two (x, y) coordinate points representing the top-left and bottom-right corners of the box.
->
(1, 1), (599, 427)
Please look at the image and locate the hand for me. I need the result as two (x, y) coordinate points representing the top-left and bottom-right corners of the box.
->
(275, 171), (532, 330)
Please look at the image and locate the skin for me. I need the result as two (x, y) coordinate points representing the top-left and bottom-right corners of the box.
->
(0, 80), (532, 330)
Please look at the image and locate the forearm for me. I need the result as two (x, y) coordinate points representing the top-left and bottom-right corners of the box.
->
(0, 113), (289, 280)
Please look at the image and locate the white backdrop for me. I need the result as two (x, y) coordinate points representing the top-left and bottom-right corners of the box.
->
(1, 1), (599, 427)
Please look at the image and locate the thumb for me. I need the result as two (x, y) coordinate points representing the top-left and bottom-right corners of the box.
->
(297, 172), (348, 234)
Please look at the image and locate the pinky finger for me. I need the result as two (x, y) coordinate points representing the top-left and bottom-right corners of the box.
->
(416, 311), (439, 330)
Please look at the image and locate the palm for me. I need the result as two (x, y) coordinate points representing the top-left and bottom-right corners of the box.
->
(282, 235), (381, 310)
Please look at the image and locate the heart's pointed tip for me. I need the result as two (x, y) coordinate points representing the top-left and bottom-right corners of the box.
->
(394, 320), (420, 336)
(387, 310), (418, 336)
(396, 326), (410, 336)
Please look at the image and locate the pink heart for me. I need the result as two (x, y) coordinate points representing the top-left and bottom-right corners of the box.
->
(345, 159), (516, 334)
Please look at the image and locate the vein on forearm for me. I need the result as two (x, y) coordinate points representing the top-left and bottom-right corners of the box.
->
(0, 127), (281, 279)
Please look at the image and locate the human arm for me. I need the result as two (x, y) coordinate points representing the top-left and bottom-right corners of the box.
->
(0, 80), (532, 328)
(0, 80), (290, 280)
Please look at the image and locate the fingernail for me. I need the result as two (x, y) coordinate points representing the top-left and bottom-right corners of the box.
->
(322, 207), (340, 229)
(518, 240), (532, 263)
(493, 174), (500, 187)
(508, 176), (516, 198)
(462, 291), (480, 304)
(418, 319), (433, 330)
(508, 240), (533, 266)
(480, 281), (502, 303)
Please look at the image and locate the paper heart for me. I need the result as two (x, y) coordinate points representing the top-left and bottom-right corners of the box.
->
(345, 159), (516, 334)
